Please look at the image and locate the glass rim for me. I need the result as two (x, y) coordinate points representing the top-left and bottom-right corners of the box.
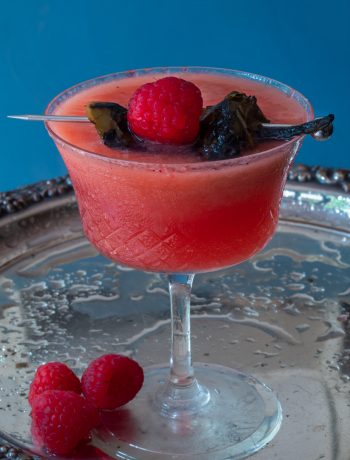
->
(45, 66), (314, 170)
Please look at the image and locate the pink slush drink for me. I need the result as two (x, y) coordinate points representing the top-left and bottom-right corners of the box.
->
(47, 69), (310, 273)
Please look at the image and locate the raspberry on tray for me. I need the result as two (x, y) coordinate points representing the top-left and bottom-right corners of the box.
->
(28, 362), (81, 406)
(31, 390), (99, 456)
(82, 354), (144, 410)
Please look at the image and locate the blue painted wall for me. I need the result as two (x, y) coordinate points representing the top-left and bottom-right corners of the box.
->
(1, 0), (348, 190)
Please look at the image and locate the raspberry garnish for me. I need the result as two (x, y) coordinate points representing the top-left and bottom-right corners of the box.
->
(81, 354), (144, 410)
(28, 362), (81, 406)
(127, 76), (203, 144)
(31, 390), (99, 456)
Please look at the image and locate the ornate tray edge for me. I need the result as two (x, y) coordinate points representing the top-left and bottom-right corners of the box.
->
(0, 176), (73, 219)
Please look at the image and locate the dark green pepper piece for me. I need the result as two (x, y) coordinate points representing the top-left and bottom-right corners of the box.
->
(196, 92), (270, 160)
(86, 102), (134, 148)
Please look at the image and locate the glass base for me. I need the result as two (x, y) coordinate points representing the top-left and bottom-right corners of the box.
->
(95, 363), (282, 460)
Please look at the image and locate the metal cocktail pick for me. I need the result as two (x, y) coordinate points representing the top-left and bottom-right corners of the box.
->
(7, 113), (334, 141)
(7, 115), (88, 122)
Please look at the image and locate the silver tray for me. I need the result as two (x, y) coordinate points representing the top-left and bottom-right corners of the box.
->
(0, 165), (350, 460)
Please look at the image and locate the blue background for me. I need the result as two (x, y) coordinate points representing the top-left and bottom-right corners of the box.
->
(1, 0), (348, 191)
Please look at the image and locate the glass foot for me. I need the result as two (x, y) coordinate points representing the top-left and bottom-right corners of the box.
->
(95, 363), (282, 460)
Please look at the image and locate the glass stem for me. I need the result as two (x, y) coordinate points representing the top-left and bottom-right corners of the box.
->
(168, 274), (195, 386)
(155, 274), (210, 415)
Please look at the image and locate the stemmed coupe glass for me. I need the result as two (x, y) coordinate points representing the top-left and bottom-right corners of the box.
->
(44, 67), (313, 459)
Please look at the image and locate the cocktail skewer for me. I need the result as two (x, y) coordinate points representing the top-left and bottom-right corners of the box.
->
(7, 114), (334, 141)
(256, 114), (334, 141)
(7, 115), (88, 122)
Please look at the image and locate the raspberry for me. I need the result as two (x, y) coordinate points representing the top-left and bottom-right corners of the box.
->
(31, 390), (99, 456)
(28, 362), (81, 406)
(127, 76), (203, 144)
(81, 354), (144, 410)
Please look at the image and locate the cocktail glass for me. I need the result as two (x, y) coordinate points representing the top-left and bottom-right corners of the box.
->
(46, 67), (312, 459)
